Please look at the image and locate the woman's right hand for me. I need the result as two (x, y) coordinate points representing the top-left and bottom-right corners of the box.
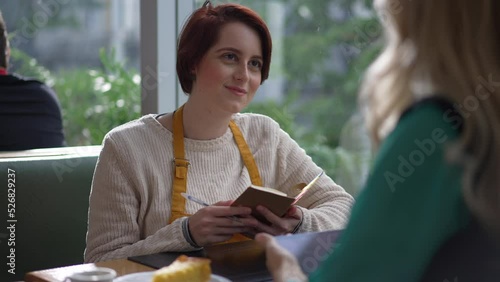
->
(188, 200), (258, 246)
(255, 233), (308, 282)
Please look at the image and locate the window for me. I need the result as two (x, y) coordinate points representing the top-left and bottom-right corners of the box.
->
(191, 0), (379, 195)
(2, 0), (377, 195)
(2, 0), (141, 146)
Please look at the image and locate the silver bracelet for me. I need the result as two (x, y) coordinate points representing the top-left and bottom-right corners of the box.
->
(291, 207), (304, 234)
(182, 217), (202, 249)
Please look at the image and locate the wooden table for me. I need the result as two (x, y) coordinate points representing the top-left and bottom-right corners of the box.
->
(24, 259), (155, 282)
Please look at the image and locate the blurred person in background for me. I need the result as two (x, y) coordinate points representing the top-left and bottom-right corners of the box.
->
(0, 9), (65, 151)
(256, 0), (500, 281)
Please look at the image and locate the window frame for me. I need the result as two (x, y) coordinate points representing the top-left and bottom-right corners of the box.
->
(140, 0), (193, 115)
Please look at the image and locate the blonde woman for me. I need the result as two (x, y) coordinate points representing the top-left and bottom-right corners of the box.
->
(256, 0), (500, 281)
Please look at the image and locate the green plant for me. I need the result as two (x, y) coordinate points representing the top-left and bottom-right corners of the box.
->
(56, 48), (141, 145)
(245, 98), (371, 196)
(9, 48), (53, 85)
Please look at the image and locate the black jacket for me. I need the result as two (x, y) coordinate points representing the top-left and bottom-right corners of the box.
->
(0, 73), (65, 151)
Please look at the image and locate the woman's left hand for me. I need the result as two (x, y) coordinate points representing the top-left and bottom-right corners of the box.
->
(251, 205), (303, 236)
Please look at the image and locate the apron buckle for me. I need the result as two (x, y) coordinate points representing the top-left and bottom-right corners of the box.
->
(173, 158), (190, 179)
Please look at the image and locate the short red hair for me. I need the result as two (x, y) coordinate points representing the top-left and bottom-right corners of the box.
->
(177, 3), (272, 94)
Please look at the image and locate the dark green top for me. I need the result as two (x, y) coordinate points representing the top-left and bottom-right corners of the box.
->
(310, 101), (470, 281)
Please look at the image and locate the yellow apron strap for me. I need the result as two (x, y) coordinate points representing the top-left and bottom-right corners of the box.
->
(170, 104), (190, 224)
(169, 105), (261, 243)
(229, 120), (262, 186)
(221, 121), (262, 243)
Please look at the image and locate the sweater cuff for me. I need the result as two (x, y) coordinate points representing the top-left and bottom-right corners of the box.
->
(181, 217), (202, 249)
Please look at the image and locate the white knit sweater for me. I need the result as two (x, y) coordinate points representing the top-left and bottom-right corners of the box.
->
(84, 113), (353, 262)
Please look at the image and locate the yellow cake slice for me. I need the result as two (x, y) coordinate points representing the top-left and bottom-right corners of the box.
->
(151, 255), (211, 282)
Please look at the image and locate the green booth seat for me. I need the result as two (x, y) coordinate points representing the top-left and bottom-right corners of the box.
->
(0, 146), (101, 281)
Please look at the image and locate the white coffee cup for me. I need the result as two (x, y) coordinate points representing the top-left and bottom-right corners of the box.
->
(64, 267), (117, 282)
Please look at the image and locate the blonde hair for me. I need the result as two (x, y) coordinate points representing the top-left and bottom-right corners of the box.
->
(360, 0), (500, 238)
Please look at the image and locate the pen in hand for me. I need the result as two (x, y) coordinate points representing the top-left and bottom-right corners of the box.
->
(181, 192), (210, 207)
(181, 193), (241, 222)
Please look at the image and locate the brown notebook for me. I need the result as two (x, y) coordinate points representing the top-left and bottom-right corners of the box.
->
(231, 171), (324, 222)
(231, 184), (303, 221)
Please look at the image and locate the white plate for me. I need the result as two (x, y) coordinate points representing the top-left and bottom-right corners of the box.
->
(114, 271), (231, 282)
